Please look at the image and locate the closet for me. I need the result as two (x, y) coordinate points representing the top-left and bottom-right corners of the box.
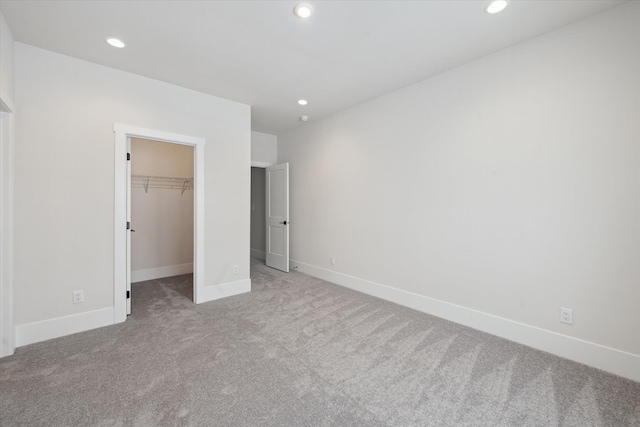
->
(130, 138), (194, 289)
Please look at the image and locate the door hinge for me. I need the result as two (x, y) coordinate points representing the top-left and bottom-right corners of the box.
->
(126, 221), (131, 230)
(126, 290), (130, 299)
(127, 153), (131, 161)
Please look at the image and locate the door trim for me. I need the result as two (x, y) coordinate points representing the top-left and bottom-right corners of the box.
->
(0, 98), (15, 357)
(114, 124), (206, 323)
(251, 161), (273, 168)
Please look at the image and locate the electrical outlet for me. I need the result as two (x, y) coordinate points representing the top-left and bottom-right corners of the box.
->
(73, 290), (84, 304)
(330, 257), (336, 266)
(233, 265), (239, 274)
(560, 307), (573, 325)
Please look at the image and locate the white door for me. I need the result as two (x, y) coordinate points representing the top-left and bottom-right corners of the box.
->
(126, 137), (132, 315)
(266, 163), (289, 272)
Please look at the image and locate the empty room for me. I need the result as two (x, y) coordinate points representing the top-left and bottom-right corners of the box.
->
(0, 1), (639, 426)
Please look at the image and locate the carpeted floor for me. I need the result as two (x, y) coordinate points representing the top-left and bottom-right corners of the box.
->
(1, 258), (639, 426)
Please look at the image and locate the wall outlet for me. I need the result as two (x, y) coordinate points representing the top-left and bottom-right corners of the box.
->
(233, 265), (239, 274)
(330, 256), (336, 266)
(560, 307), (573, 325)
(73, 290), (84, 304)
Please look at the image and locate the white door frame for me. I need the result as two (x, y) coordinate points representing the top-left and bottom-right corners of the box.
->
(250, 161), (273, 262)
(0, 97), (15, 357)
(114, 124), (206, 323)
(251, 161), (273, 168)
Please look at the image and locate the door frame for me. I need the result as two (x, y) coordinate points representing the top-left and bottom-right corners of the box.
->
(0, 96), (15, 357)
(250, 161), (273, 261)
(114, 124), (206, 323)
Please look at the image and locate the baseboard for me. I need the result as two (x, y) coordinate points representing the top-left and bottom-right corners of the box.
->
(16, 307), (114, 348)
(290, 259), (640, 383)
(250, 248), (266, 260)
(196, 278), (251, 304)
(131, 263), (193, 283)
(14, 276), (249, 346)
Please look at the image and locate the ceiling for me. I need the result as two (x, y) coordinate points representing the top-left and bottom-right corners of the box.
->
(0, 0), (627, 134)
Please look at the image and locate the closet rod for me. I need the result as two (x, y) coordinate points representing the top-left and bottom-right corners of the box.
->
(131, 174), (194, 195)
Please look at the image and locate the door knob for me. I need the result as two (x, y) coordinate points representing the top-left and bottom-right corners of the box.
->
(279, 221), (288, 225)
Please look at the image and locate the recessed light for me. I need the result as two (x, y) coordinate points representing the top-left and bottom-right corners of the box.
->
(484, 0), (509, 14)
(298, 99), (308, 106)
(294, 3), (313, 19)
(107, 38), (126, 48)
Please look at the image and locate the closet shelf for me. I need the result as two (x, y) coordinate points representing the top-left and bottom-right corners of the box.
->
(131, 174), (194, 195)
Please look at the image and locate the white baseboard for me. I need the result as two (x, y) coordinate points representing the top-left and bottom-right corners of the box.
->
(16, 307), (114, 348)
(250, 248), (266, 260)
(131, 263), (193, 283)
(290, 259), (640, 383)
(196, 278), (251, 304)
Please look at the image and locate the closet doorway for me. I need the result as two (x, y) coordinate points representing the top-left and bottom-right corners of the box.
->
(129, 138), (195, 310)
(114, 124), (205, 322)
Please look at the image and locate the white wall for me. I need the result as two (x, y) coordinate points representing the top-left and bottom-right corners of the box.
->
(0, 12), (15, 108)
(278, 2), (640, 378)
(250, 167), (266, 256)
(14, 43), (250, 331)
(131, 138), (194, 282)
(251, 131), (277, 165)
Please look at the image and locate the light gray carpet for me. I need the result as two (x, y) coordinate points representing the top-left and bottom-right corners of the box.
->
(1, 259), (639, 426)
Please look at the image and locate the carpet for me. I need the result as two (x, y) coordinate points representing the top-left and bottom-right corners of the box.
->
(1, 258), (639, 426)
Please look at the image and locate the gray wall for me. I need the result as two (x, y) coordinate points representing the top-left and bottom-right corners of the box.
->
(250, 167), (266, 254)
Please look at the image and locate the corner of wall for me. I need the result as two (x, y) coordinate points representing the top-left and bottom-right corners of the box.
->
(0, 12), (15, 109)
